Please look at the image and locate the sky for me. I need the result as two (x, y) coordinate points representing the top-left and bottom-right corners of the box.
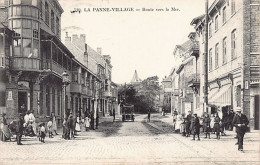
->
(59, 0), (205, 84)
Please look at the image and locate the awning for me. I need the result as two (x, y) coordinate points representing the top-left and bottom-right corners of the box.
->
(208, 84), (231, 107)
(208, 88), (219, 100)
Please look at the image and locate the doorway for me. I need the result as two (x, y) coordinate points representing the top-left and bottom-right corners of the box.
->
(255, 95), (259, 130)
(18, 91), (27, 114)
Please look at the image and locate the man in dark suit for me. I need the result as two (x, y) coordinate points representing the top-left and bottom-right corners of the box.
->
(232, 108), (249, 151)
(191, 113), (200, 141)
(16, 113), (24, 145)
(186, 111), (192, 137)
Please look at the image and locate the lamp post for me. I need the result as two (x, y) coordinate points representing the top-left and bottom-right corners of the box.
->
(62, 71), (70, 119)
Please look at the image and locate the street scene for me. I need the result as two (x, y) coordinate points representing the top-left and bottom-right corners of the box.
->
(0, 0), (260, 164)
(0, 114), (259, 164)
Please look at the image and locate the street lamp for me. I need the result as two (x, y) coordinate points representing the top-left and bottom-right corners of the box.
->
(62, 71), (70, 119)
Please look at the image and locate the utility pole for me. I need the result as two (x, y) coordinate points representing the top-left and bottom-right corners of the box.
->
(204, 0), (209, 113)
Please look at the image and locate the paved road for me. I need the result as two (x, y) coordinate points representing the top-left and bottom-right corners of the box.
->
(0, 114), (259, 165)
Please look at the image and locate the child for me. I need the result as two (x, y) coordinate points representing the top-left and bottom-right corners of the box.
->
(47, 119), (53, 138)
(40, 123), (46, 143)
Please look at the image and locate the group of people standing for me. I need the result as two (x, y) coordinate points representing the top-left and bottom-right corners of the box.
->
(173, 108), (249, 151)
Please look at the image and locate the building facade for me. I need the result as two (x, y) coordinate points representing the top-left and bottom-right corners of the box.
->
(0, 0), (118, 124)
(190, 0), (260, 129)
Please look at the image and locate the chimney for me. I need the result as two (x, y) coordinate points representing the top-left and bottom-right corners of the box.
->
(72, 34), (79, 43)
(80, 34), (86, 43)
(65, 32), (71, 42)
(97, 47), (102, 55)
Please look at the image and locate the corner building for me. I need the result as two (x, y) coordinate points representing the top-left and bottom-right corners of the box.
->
(0, 0), (114, 124)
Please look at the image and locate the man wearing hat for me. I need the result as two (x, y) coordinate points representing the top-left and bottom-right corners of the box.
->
(191, 113), (201, 141)
(232, 107), (249, 151)
(16, 113), (24, 145)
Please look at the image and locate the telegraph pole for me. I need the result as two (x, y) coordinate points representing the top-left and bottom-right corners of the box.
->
(204, 0), (209, 113)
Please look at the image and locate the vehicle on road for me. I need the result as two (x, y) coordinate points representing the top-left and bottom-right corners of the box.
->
(122, 104), (135, 122)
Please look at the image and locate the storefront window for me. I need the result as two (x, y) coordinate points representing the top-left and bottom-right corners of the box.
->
(23, 39), (32, 57)
(32, 21), (39, 30)
(13, 39), (21, 56)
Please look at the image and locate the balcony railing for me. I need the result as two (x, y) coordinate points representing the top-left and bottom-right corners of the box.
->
(103, 91), (112, 97)
(189, 41), (199, 57)
(70, 82), (82, 93)
(11, 57), (41, 71)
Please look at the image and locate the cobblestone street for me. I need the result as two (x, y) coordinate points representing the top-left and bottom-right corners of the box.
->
(0, 114), (259, 165)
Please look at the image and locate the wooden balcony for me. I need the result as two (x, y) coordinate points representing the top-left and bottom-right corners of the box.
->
(70, 82), (82, 93)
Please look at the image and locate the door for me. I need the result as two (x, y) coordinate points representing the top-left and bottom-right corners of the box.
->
(255, 95), (259, 130)
(18, 91), (27, 114)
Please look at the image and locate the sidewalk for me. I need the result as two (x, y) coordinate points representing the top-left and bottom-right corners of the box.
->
(152, 113), (260, 141)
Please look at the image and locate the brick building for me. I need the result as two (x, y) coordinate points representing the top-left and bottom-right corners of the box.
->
(172, 40), (199, 116)
(0, 0), (118, 124)
(190, 0), (260, 129)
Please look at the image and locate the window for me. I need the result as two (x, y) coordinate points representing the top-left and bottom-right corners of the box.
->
(209, 23), (212, 37)
(13, 0), (21, 4)
(231, 29), (237, 59)
(215, 43), (219, 68)
(13, 39), (21, 56)
(22, 39), (32, 57)
(222, 37), (227, 64)
(222, 7), (226, 23)
(56, 16), (60, 36)
(33, 30), (39, 39)
(22, 19), (31, 28)
(13, 6), (22, 16)
(45, 2), (49, 25)
(231, 0), (236, 14)
(72, 73), (78, 83)
(22, 6), (31, 16)
(215, 15), (218, 31)
(32, 7), (39, 18)
(33, 39), (39, 57)
(13, 19), (21, 28)
(51, 10), (54, 32)
(209, 49), (212, 71)
(22, 29), (32, 38)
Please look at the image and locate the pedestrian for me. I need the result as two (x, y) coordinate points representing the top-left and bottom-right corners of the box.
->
(40, 123), (46, 143)
(47, 118), (53, 138)
(232, 108), (249, 151)
(0, 113), (8, 141)
(203, 113), (211, 139)
(214, 113), (221, 140)
(24, 111), (30, 126)
(51, 112), (58, 135)
(228, 110), (235, 131)
(16, 113), (24, 145)
(180, 117), (186, 136)
(186, 111), (192, 137)
(191, 113), (200, 141)
(96, 112), (99, 129)
(90, 113), (95, 130)
(28, 110), (36, 136)
(210, 114), (215, 134)
(175, 113), (183, 133)
(147, 110), (151, 122)
(173, 110), (177, 132)
(75, 114), (81, 134)
(62, 118), (67, 139)
(84, 115), (90, 131)
(68, 113), (74, 139)
(113, 108), (116, 122)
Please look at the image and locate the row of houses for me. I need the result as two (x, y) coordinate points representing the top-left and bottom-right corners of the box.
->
(0, 0), (118, 124)
(161, 0), (260, 130)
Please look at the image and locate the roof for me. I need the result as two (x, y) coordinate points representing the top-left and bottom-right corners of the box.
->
(190, 14), (205, 25)
(173, 40), (193, 56)
(131, 70), (142, 83)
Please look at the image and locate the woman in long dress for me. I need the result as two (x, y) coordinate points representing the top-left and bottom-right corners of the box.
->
(51, 113), (58, 135)
(75, 115), (81, 134)
(84, 115), (90, 131)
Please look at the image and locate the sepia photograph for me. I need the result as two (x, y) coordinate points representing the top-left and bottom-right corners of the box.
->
(0, 0), (259, 164)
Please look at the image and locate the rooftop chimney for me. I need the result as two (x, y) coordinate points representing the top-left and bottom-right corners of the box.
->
(65, 31), (71, 42)
(80, 34), (86, 43)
